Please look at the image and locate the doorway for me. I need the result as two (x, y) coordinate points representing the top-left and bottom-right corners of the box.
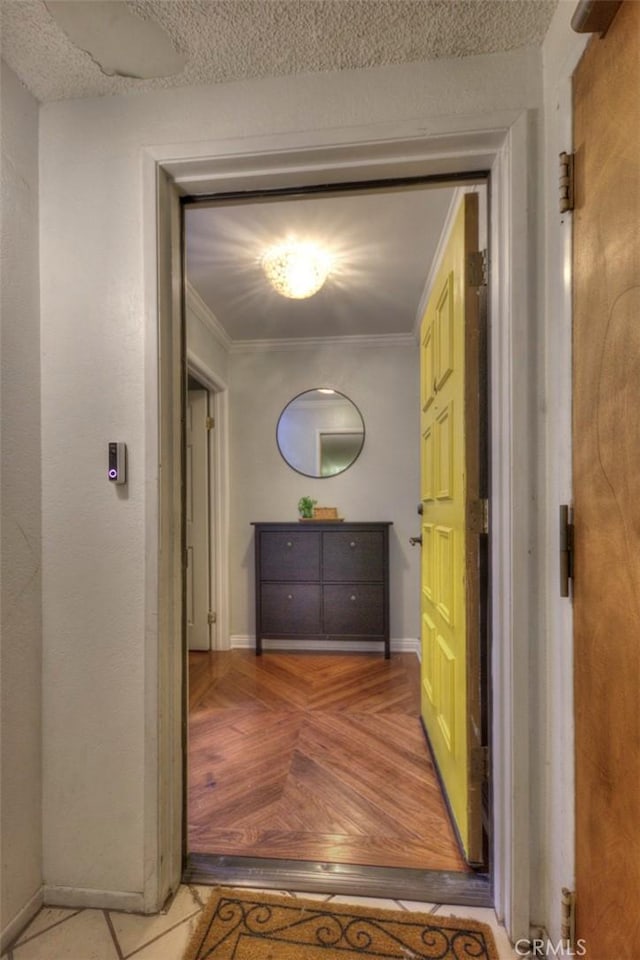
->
(151, 117), (536, 931)
(182, 176), (490, 901)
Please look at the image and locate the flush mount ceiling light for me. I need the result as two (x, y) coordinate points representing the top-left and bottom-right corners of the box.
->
(261, 241), (333, 300)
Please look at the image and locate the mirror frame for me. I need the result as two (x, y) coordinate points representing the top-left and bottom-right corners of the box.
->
(276, 387), (366, 479)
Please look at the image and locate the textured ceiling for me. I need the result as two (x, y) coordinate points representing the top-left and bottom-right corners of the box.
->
(1, 0), (557, 103)
(185, 184), (457, 341)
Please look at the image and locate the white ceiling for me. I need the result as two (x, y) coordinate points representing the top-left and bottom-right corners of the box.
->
(1, 0), (557, 104)
(185, 184), (459, 341)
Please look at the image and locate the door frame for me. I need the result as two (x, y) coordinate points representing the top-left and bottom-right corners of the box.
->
(185, 383), (211, 650)
(143, 111), (537, 939)
(186, 351), (230, 651)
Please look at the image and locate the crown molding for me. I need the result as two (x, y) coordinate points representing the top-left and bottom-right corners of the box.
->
(185, 281), (232, 352)
(186, 283), (416, 354)
(230, 332), (415, 354)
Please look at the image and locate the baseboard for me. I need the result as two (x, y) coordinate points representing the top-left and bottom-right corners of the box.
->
(230, 635), (420, 656)
(43, 885), (146, 913)
(1, 886), (43, 953)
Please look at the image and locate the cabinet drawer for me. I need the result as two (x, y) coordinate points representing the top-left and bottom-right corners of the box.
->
(323, 531), (384, 581)
(260, 583), (322, 635)
(323, 584), (385, 636)
(260, 531), (321, 581)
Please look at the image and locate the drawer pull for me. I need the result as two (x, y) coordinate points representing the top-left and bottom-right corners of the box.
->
(350, 541), (356, 548)
(350, 594), (357, 601)
(286, 541), (293, 548)
(287, 594), (294, 600)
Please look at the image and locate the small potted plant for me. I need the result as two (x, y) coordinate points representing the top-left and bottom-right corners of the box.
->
(298, 496), (317, 520)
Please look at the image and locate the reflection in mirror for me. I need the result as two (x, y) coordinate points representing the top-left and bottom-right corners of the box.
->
(276, 389), (365, 478)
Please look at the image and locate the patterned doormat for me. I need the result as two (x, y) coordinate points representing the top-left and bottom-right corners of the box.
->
(183, 887), (499, 959)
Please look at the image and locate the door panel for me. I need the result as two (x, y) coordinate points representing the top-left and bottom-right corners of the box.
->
(260, 531), (321, 581)
(261, 583), (321, 635)
(420, 193), (483, 865)
(573, 3), (640, 955)
(323, 584), (384, 636)
(323, 531), (384, 581)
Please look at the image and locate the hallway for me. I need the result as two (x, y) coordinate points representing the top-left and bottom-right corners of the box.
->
(188, 651), (468, 872)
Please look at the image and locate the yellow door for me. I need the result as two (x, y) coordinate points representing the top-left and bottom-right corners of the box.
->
(420, 193), (484, 865)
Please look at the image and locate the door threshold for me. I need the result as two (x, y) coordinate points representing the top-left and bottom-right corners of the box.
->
(183, 853), (492, 907)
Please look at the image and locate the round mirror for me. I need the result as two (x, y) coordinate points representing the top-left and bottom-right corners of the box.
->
(276, 388), (365, 478)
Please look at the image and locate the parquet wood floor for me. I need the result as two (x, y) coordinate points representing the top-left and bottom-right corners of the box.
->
(188, 651), (469, 872)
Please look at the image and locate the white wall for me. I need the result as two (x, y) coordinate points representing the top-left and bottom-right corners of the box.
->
(0, 62), (43, 943)
(38, 48), (541, 906)
(229, 342), (420, 643)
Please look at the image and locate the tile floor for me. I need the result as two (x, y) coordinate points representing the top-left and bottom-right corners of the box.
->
(2, 884), (520, 959)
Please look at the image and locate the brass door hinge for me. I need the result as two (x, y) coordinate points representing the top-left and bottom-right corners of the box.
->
(571, 0), (621, 37)
(470, 746), (489, 782)
(207, 611), (217, 625)
(559, 505), (574, 597)
(481, 498), (489, 535)
(468, 249), (488, 288)
(561, 888), (576, 951)
(559, 152), (575, 213)
(206, 416), (215, 430)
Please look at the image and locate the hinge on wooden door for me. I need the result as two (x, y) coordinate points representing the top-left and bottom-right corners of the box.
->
(559, 152), (575, 213)
(560, 888), (576, 952)
(559, 505), (574, 597)
(205, 416), (215, 430)
(481, 499), (489, 535)
(470, 746), (489, 782)
(208, 611), (217, 625)
(571, 0), (621, 37)
(468, 249), (488, 288)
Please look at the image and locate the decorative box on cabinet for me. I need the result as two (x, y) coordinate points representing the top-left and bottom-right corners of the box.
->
(252, 522), (392, 658)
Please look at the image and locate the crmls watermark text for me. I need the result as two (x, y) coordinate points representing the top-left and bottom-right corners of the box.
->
(515, 939), (587, 958)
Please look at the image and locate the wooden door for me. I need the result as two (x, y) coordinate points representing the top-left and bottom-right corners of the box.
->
(573, 3), (640, 956)
(419, 193), (483, 865)
(186, 388), (211, 651)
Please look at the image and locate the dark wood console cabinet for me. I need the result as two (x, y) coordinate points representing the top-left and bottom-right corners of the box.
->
(252, 522), (392, 658)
